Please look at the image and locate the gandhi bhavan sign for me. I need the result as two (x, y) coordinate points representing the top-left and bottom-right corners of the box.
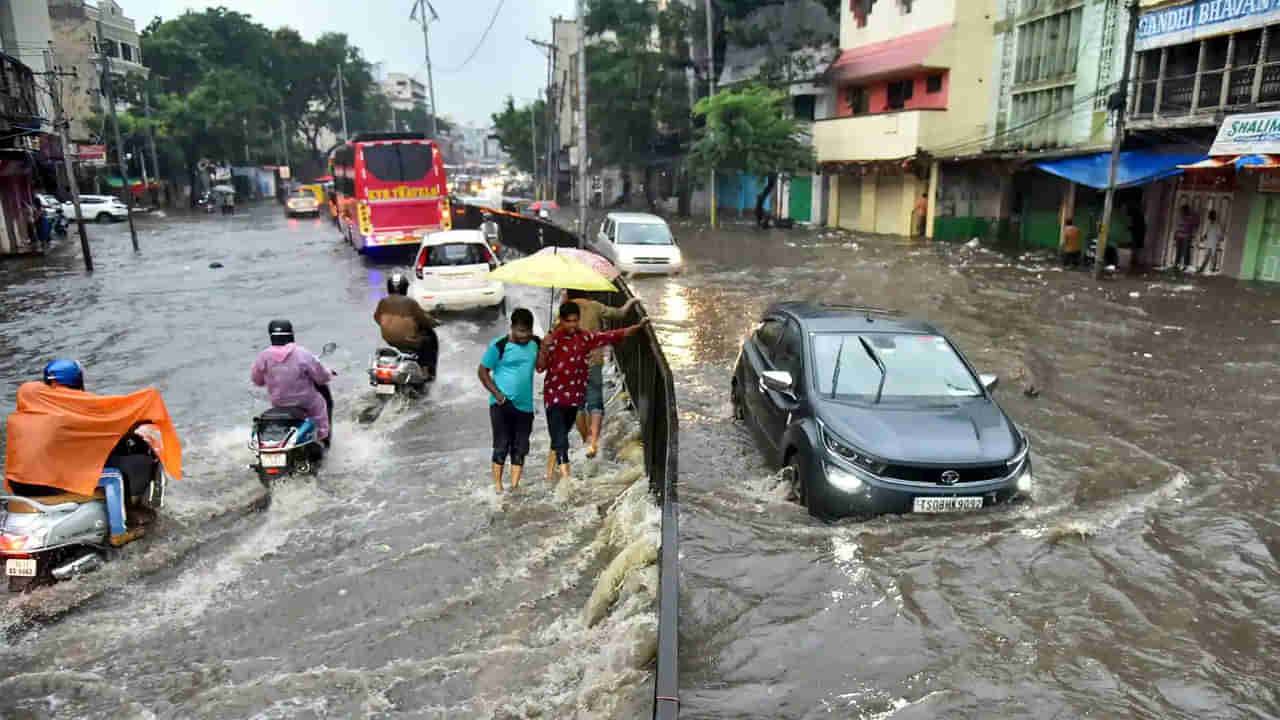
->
(1137, 0), (1280, 52)
(1209, 111), (1280, 155)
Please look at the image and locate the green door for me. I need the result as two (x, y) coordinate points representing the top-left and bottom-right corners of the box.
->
(789, 176), (812, 223)
(1258, 197), (1280, 282)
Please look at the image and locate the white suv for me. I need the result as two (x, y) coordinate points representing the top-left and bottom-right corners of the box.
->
(593, 212), (683, 276)
(62, 195), (129, 222)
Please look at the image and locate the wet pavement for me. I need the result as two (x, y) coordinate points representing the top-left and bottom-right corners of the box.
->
(0, 204), (658, 719)
(616, 218), (1279, 719)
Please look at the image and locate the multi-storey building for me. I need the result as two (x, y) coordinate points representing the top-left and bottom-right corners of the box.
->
(48, 0), (147, 142)
(382, 72), (428, 113)
(815, 0), (998, 236)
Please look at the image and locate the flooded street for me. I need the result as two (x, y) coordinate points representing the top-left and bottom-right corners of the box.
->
(626, 220), (1280, 719)
(0, 205), (658, 719)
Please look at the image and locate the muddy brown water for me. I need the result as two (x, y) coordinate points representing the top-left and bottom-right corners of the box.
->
(620, 220), (1279, 720)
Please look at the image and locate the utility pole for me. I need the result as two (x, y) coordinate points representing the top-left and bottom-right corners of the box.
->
(576, 0), (587, 245)
(336, 64), (349, 142)
(531, 103), (538, 199)
(530, 36), (556, 203)
(143, 76), (160, 205)
(1096, 0), (1140, 280)
(705, 0), (717, 229)
(280, 117), (290, 169)
(412, 0), (440, 138)
(45, 53), (92, 271)
(97, 18), (139, 252)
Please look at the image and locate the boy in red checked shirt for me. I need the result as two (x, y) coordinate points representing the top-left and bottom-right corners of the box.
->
(537, 300), (649, 483)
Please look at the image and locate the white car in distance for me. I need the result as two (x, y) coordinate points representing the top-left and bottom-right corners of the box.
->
(411, 230), (506, 313)
(594, 212), (683, 276)
(61, 195), (129, 223)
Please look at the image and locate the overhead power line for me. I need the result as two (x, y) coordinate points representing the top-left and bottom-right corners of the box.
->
(439, 0), (508, 73)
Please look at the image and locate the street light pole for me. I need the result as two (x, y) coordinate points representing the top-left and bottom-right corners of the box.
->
(97, 18), (139, 252)
(413, 0), (440, 138)
(44, 52), (92, 271)
(337, 63), (349, 142)
(576, 0), (587, 246)
(1096, 0), (1140, 280)
(143, 75), (160, 205)
(706, 0), (717, 229)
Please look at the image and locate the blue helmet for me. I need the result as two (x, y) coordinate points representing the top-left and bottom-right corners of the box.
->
(43, 358), (84, 390)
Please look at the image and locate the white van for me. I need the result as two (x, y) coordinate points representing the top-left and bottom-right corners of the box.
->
(594, 212), (683, 276)
(411, 230), (505, 312)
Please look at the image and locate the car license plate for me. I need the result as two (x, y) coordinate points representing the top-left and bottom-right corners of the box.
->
(260, 452), (288, 468)
(912, 496), (983, 513)
(375, 383), (397, 395)
(5, 558), (36, 577)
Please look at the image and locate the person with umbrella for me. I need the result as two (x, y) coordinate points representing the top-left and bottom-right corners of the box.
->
(537, 302), (648, 485)
(556, 288), (641, 460)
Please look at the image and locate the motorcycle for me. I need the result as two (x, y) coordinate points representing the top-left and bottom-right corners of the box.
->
(248, 408), (325, 483)
(52, 209), (68, 237)
(1, 427), (167, 592)
(368, 347), (430, 397)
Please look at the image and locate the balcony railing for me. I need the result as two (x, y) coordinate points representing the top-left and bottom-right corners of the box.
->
(1132, 28), (1280, 123)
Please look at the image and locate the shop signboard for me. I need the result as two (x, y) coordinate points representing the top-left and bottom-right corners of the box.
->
(74, 143), (107, 165)
(1137, 0), (1280, 52)
(1210, 111), (1280, 155)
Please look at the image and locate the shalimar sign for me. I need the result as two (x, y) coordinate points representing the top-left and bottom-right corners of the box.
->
(366, 185), (440, 201)
(1137, 0), (1280, 51)
(1209, 111), (1280, 154)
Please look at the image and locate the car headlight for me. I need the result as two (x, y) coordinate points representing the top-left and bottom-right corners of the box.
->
(1005, 435), (1030, 475)
(821, 425), (887, 475)
(671, 247), (682, 264)
(826, 463), (864, 493)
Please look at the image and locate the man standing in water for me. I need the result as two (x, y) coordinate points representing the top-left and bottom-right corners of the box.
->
(478, 308), (539, 494)
(538, 302), (649, 484)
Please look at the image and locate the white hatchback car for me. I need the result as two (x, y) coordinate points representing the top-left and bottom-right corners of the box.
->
(412, 229), (506, 312)
(594, 212), (683, 275)
(61, 194), (129, 222)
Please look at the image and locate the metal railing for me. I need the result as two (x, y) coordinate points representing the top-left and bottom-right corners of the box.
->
(455, 202), (681, 719)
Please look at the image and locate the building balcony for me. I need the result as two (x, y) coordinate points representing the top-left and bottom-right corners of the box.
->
(815, 110), (947, 163)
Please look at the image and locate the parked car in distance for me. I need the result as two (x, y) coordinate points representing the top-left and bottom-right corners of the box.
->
(732, 302), (1032, 520)
(36, 193), (60, 217)
(61, 195), (129, 223)
(284, 188), (321, 217)
(411, 229), (505, 313)
(593, 212), (683, 276)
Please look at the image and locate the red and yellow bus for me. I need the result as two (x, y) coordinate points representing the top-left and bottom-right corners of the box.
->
(329, 133), (451, 253)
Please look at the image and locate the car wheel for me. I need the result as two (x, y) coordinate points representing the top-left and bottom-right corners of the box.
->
(96, 212), (112, 223)
(784, 450), (807, 508)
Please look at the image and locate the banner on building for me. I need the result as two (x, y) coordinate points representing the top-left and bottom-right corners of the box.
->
(1137, 0), (1280, 52)
(73, 144), (107, 164)
(1210, 112), (1280, 155)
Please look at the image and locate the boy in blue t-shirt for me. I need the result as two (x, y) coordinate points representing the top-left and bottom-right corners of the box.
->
(477, 308), (540, 493)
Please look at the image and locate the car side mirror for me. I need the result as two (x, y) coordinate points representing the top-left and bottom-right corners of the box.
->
(980, 374), (999, 392)
(761, 370), (795, 396)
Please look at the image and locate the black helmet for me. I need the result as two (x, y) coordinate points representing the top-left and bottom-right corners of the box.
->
(387, 272), (409, 296)
(268, 319), (294, 346)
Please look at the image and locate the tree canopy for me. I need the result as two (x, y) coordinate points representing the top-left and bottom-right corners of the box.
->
(490, 96), (545, 176)
(688, 86), (814, 176)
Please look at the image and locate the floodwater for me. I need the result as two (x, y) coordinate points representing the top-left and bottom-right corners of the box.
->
(0, 204), (659, 719)
(621, 219), (1280, 719)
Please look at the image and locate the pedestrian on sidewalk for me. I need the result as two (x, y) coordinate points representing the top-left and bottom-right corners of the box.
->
(478, 308), (540, 494)
(1174, 203), (1200, 271)
(557, 290), (642, 461)
(1197, 209), (1223, 274)
(912, 192), (928, 238)
(1060, 217), (1082, 267)
(537, 301), (649, 485)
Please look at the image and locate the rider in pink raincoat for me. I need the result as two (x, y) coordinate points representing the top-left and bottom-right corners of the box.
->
(251, 319), (333, 445)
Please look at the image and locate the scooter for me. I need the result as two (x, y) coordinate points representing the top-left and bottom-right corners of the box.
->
(1, 427), (167, 592)
(248, 408), (325, 484)
(368, 347), (430, 397)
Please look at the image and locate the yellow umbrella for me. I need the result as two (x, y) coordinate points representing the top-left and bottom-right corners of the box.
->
(487, 250), (617, 292)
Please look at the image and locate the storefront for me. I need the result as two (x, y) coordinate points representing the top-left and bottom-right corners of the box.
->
(1178, 111), (1280, 282)
(0, 149), (37, 255)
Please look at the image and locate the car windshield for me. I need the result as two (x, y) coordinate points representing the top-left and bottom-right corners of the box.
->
(811, 333), (981, 401)
(617, 222), (673, 245)
(291, 190), (313, 199)
(423, 242), (490, 267)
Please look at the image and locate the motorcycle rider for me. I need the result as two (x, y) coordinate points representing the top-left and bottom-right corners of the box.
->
(374, 272), (439, 381)
(251, 320), (334, 447)
(481, 211), (500, 247)
(29, 359), (145, 545)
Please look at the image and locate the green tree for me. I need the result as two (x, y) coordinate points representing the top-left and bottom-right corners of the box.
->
(490, 96), (545, 176)
(392, 102), (452, 136)
(688, 85), (815, 225)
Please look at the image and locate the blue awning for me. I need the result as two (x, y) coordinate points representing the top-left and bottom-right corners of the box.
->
(1034, 151), (1207, 190)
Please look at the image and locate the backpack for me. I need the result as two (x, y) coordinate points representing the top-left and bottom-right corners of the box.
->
(495, 334), (540, 361)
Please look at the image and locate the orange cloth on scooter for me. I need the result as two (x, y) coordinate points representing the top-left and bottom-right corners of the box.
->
(3, 382), (182, 496)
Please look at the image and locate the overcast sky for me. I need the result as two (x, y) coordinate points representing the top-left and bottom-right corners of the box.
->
(125, 0), (577, 127)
